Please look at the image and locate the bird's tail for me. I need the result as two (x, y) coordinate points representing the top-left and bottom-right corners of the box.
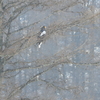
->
(38, 42), (42, 48)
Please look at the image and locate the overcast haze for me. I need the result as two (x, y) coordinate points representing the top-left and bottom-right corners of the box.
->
(0, 0), (100, 100)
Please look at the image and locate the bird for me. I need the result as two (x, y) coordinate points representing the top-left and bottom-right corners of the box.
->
(38, 26), (46, 48)
(38, 26), (46, 37)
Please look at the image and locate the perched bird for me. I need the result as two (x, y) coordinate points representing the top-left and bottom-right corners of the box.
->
(38, 26), (46, 48)
(39, 26), (46, 37)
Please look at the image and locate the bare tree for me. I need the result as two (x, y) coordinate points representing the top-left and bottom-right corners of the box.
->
(0, 0), (100, 100)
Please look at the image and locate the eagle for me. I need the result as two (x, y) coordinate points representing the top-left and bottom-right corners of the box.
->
(38, 26), (46, 48)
